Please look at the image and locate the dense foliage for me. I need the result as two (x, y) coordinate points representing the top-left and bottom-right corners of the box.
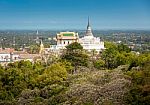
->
(125, 61), (150, 105)
(0, 42), (150, 105)
(0, 61), (68, 104)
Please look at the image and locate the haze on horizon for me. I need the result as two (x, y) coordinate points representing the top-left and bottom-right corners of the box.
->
(0, 0), (150, 30)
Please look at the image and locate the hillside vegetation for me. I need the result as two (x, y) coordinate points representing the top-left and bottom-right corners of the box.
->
(0, 42), (150, 105)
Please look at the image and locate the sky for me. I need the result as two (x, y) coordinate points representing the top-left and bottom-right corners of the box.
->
(0, 0), (150, 30)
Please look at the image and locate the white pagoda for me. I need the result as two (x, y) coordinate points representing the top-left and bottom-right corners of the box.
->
(79, 18), (104, 52)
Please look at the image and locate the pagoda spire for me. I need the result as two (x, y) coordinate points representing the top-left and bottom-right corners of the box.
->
(85, 17), (93, 36)
(87, 17), (90, 27)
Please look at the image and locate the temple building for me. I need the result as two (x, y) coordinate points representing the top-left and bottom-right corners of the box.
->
(50, 32), (79, 51)
(49, 18), (104, 53)
(79, 18), (104, 52)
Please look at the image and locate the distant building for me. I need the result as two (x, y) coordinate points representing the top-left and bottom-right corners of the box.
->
(0, 53), (11, 62)
(49, 18), (105, 53)
(50, 32), (79, 51)
(79, 18), (104, 52)
(0, 48), (14, 62)
(0, 48), (41, 64)
(18, 54), (41, 62)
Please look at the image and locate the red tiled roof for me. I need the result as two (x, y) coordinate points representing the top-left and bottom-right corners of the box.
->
(19, 54), (41, 59)
(0, 48), (14, 54)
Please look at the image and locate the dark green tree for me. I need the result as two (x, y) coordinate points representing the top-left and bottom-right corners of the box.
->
(102, 47), (118, 69)
(125, 61), (150, 105)
(66, 42), (83, 51)
(117, 43), (131, 53)
(62, 42), (89, 73)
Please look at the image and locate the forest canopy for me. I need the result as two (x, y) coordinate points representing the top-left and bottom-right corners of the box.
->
(0, 42), (150, 105)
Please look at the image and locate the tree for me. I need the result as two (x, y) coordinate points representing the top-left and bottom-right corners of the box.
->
(116, 53), (126, 66)
(0, 60), (68, 104)
(93, 59), (105, 69)
(35, 63), (67, 88)
(117, 43), (131, 53)
(102, 47), (118, 69)
(60, 60), (73, 73)
(104, 41), (117, 49)
(62, 42), (89, 73)
(125, 61), (150, 105)
(102, 42), (136, 69)
(66, 42), (83, 51)
(27, 44), (40, 54)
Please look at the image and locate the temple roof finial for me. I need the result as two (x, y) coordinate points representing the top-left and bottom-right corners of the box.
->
(87, 16), (90, 27)
(85, 17), (93, 36)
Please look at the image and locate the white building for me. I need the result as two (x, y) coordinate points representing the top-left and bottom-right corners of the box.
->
(79, 18), (104, 52)
(0, 48), (14, 62)
(0, 53), (11, 62)
(49, 18), (105, 53)
(0, 48), (41, 64)
(50, 32), (79, 51)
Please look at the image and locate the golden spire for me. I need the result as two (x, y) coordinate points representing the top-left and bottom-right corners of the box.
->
(39, 40), (44, 54)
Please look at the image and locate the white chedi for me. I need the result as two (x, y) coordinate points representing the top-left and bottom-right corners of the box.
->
(79, 36), (104, 52)
(79, 18), (104, 52)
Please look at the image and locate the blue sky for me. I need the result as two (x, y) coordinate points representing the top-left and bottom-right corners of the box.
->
(0, 0), (150, 30)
